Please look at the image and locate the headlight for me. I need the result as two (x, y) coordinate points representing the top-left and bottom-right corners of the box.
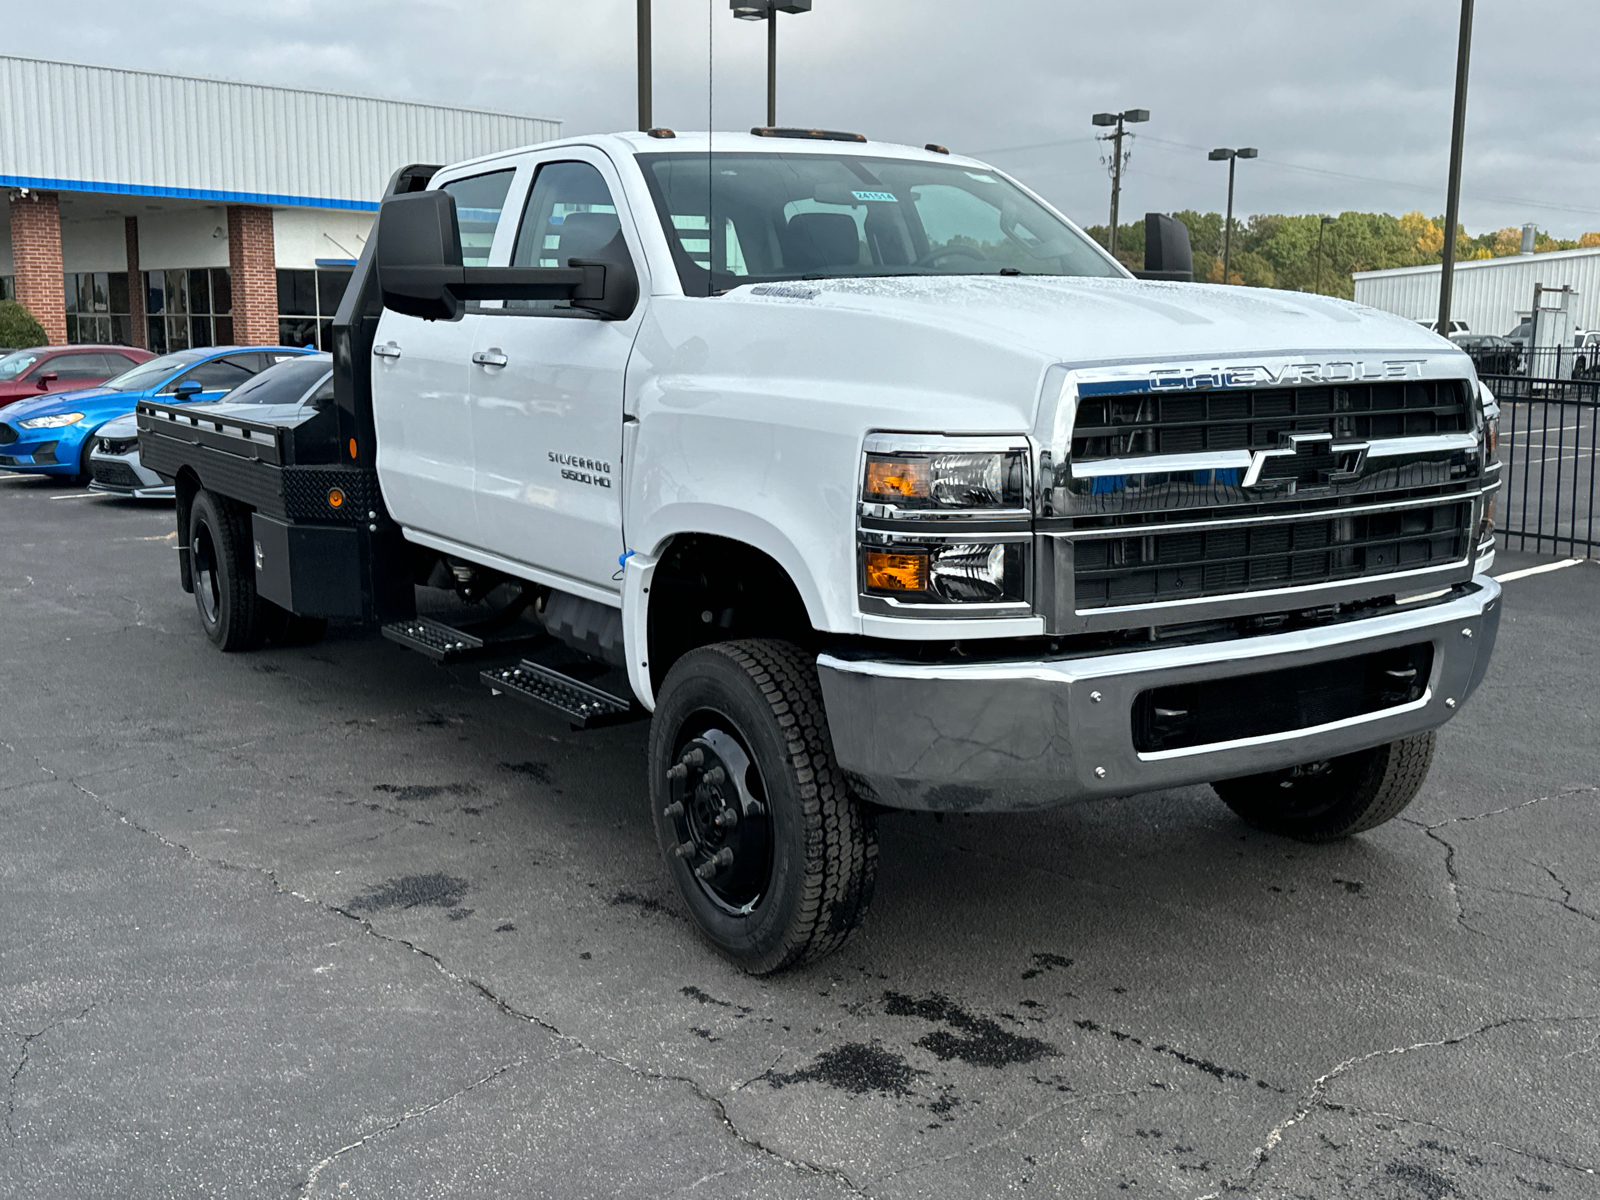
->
(863, 445), (1028, 511)
(18, 412), (85, 429)
(858, 434), (1033, 616)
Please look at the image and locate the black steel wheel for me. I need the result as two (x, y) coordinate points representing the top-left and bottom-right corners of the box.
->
(1212, 732), (1436, 842)
(188, 489), (267, 652)
(649, 640), (876, 975)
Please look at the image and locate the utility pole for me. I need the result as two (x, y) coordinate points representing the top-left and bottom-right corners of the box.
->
(637, 0), (652, 131)
(1092, 108), (1149, 256)
(1209, 146), (1257, 284)
(733, 1), (811, 128)
(1315, 215), (1335, 294)
(1437, 0), (1475, 335)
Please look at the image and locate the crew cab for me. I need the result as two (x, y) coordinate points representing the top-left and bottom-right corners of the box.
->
(138, 130), (1502, 974)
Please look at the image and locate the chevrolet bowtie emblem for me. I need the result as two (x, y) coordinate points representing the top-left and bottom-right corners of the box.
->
(1241, 432), (1369, 491)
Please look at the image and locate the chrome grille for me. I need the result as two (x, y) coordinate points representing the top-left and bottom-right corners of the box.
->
(1073, 500), (1473, 610)
(1072, 380), (1469, 460)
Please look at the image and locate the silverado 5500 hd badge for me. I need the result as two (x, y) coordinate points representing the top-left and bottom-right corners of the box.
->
(550, 451), (612, 488)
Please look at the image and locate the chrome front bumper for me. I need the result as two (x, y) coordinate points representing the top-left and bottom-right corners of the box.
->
(817, 576), (1501, 812)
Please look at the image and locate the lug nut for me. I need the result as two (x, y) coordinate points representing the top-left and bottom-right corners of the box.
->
(680, 748), (705, 769)
(1094, 766), (1107, 778)
(674, 841), (696, 859)
(695, 848), (735, 879)
(666, 764), (688, 783)
(714, 807), (739, 829)
(1461, 627), (1474, 638)
(662, 801), (685, 819)
(1445, 698), (1457, 709)
(703, 766), (726, 786)
(1090, 691), (1102, 703)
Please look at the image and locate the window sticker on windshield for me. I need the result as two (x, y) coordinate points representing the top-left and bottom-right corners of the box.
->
(851, 190), (897, 202)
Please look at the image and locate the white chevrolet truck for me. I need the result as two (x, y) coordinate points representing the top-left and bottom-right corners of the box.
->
(139, 129), (1502, 974)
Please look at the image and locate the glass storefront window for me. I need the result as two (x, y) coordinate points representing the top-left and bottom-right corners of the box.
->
(277, 267), (352, 350)
(64, 271), (132, 345)
(145, 267), (231, 354)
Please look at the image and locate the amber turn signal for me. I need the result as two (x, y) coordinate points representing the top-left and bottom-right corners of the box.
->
(348, 438), (358, 460)
(327, 488), (345, 509)
(865, 458), (929, 500)
(864, 550), (928, 592)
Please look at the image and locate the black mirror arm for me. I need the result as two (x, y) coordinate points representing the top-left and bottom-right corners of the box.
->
(453, 264), (605, 302)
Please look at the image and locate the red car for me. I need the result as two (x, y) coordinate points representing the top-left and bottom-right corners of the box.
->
(0, 345), (155, 409)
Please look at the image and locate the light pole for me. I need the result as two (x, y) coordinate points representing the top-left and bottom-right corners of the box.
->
(1315, 215), (1335, 294)
(732, 0), (812, 128)
(1208, 146), (1257, 284)
(637, 0), (652, 131)
(1092, 108), (1149, 256)
(1437, 0), (1475, 335)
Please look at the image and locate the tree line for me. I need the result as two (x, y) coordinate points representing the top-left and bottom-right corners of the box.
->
(1083, 212), (1600, 298)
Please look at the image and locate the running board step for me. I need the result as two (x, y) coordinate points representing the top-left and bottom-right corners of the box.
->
(382, 617), (485, 662)
(481, 659), (641, 729)
(383, 616), (550, 663)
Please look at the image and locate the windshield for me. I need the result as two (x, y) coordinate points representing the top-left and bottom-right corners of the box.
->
(0, 351), (43, 381)
(638, 152), (1120, 295)
(220, 358), (332, 405)
(102, 351), (198, 392)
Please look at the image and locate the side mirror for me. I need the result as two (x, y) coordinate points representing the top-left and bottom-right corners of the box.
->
(35, 372), (57, 388)
(1135, 213), (1194, 282)
(174, 380), (204, 398)
(376, 190), (466, 321)
(568, 229), (640, 321)
(376, 190), (613, 321)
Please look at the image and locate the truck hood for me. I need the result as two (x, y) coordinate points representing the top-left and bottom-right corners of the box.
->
(737, 275), (1464, 367)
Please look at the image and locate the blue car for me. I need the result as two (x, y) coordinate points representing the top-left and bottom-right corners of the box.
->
(0, 345), (313, 482)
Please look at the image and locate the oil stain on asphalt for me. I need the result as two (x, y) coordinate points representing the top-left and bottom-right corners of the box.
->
(346, 873), (470, 913)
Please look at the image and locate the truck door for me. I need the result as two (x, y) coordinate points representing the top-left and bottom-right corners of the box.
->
(371, 166), (518, 548)
(468, 153), (644, 595)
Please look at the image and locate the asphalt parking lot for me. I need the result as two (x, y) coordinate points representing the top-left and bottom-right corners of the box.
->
(3, 474), (1597, 1200)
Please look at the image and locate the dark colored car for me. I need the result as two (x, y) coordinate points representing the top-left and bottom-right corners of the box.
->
(1452, 334), (1520, 376)
(0, 345), (155, 409)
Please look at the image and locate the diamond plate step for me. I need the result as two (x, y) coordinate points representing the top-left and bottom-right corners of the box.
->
(481, 659), (641, 729)
(381, 617), (485, 662)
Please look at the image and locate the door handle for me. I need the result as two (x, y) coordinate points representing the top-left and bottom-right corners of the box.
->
(373, 342), (402, 360)
(472, 349), (509, 368)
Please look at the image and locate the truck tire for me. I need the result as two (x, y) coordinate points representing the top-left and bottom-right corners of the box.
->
(263, 602), (328, 647)
(188, 489), (268, 652)
(649, 640), (877, 975)
(1212, 732), (1436, 842)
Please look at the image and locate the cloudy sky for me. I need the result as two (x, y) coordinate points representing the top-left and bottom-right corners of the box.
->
(10, 0), (1599, 236)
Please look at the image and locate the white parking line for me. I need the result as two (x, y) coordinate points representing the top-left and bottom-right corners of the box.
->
(1493, 558), (1586, 583)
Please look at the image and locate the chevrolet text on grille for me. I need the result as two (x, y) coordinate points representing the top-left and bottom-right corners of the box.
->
(1150, 360), (1428, 390)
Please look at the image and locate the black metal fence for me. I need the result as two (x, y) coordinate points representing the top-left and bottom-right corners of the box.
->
(1478, 369), (1598, 557)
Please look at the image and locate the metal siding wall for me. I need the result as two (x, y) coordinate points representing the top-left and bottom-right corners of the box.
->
(1356, 251), (1600, 336)
(0, 56), (560, 208)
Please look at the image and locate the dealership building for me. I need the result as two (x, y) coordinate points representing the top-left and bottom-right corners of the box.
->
(0, 55), (559, 351)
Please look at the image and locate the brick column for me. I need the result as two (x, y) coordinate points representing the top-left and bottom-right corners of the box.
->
(226, 204), (278, 346)
(124, 216), (146, 348)
(9, 191), (66, 344)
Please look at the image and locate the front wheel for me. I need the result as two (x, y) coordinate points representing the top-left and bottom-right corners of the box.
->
(1212, 732), (1436, 842)
(649, 640), (877, 975)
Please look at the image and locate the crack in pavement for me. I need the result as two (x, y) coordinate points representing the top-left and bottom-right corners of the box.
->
(45, 758), (871, 1198)
(292, 1057), (533, 1195)
(1402, 786), (1599, 935)
(463, 980), (872, 1196)
(1324, 1097), (1600, 1176)
(1191, 1013), (1600, 1198)
(6, 1005), (97, 1138)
